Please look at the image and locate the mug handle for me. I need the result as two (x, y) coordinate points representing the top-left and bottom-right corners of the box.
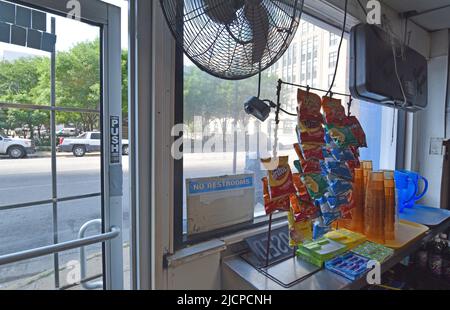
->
(414, 175), (429, 201)
(399, 179), (417, 212)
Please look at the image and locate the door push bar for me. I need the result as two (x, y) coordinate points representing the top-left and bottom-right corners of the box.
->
(0, 226), (120, 266)
(78, 219), (104, 289)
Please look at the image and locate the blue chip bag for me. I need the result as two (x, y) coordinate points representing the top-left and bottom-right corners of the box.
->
(325, 161), (353, 181)
(316, 196), (341, 226)
(328, 179), (353, 196)
(330, 147), (356, 162)
(325, 192), (351, 209)
(313, 217), (332, 240)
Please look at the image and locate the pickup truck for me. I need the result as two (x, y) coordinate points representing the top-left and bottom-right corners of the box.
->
(58, 131), (129, 157)
(0, 134), (36, 159)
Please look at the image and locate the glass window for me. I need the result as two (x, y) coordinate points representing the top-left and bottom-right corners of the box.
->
(176, 15), (398, 245)
(329, 33), (338, 46)
(292, 43), (298, 65)
(329, 51), (337, 69)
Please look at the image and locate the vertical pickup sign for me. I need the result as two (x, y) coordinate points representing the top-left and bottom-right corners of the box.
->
(110, 116), (120, 164)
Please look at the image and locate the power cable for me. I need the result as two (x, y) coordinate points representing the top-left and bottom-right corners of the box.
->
(325, 0), (348, 98)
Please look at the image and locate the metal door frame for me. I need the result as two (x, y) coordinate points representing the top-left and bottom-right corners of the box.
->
(0, 0), (124, 290)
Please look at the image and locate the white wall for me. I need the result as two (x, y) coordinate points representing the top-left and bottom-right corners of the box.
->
(152, 0), (436, 290)
(415, 30), (449, 207)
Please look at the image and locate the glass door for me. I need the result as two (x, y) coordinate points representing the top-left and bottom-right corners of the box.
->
(0, 0), (124, 290)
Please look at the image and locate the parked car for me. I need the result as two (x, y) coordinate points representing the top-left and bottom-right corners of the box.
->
(0, 134), (36, 159)
(56, 127), (78, 137)
(57, 131), (129, 157)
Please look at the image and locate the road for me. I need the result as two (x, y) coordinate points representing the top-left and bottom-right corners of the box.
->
(0, 151), (294, 287)
(0, 155), (129, 286)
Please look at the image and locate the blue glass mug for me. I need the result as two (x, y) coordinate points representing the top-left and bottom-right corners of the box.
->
(394, 170), (428, 213)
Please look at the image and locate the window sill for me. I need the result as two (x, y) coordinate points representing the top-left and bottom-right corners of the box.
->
(167, 215), (288, 268)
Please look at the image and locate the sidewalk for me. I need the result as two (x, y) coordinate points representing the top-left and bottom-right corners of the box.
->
(0, 151), (101, 160)
(1, 245), (130, 290)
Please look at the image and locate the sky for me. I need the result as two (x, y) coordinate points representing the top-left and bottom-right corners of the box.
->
(0, 0), (128, 60)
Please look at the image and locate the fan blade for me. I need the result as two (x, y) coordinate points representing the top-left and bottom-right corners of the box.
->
(244, 0), (270, 64)
(204, 0), (245, 25)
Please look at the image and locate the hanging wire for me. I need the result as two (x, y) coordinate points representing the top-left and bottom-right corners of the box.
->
(325, 0), (348, 98)
(257, 69), (262, 98)
(356, 0), (368, 16)
(347, 98), (353, 116)
(281, 80), (352, 97)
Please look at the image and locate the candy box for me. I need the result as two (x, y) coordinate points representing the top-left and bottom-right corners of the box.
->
(297, 237), (348, 267)
(351, 241), (394, 263)
(325, 228), (366, 250)
(325, 252), (370, 281)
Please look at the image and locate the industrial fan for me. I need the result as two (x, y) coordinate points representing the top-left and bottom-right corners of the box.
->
(160, 0), (304, 80)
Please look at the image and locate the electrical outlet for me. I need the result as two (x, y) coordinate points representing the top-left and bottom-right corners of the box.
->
(429, 137), (444, 155)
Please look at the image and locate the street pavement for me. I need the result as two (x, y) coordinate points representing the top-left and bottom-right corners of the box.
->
(0, 150), (289, 288)
(0, 155), (129, 287)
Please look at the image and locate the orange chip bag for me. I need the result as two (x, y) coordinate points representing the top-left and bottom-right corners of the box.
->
(262, 177), (271, 205)
(261, 156), (296, 200)
(292, 173), (311, 201)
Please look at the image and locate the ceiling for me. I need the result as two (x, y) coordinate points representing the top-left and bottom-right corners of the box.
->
(383, 0), (450, 31)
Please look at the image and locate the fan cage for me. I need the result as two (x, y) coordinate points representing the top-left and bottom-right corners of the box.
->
(160, 0), (304, 80)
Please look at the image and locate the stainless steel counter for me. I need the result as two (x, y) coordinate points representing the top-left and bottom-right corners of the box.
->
(222, 217), (450, 290)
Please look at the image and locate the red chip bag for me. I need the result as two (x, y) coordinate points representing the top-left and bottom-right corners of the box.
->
(345, 116), (367, 148)
(300, 143), (324, 161)
(264, 196), (290, 214)
(297, 89), (324, 123)
(297, 126), (325, 145)
(290, 193), (320, 222)
(322, 96), (346, 126)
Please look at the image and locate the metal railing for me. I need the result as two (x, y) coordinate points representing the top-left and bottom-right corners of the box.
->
(78, 219), (104, 290)
(0, 227), (120, 267)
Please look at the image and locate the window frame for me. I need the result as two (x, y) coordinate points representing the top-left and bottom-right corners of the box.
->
(172, 11), (405, 251)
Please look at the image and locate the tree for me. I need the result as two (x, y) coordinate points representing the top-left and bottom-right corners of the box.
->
(183, 65), (278, 133)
